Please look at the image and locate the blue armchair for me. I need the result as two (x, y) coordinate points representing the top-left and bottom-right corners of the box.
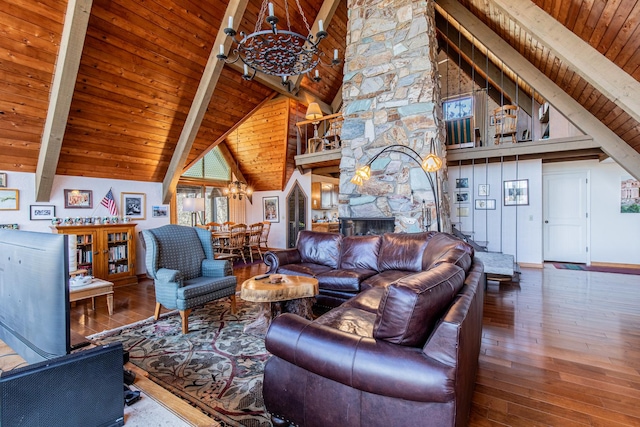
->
(142, 225), (237, 334)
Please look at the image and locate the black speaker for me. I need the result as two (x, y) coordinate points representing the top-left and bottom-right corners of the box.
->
(0, 343), (124, 427)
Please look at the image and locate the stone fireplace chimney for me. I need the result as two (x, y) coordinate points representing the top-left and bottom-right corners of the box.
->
(339, 0), (449, 233)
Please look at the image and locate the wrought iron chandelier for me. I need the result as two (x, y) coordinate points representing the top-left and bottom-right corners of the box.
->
(217, 0), (340, 91)
(223, 131), (252, 200)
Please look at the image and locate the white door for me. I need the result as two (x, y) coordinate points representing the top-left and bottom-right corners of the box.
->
(543, 172), (589, 263)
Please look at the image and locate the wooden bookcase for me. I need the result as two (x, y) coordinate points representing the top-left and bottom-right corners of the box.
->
(51, 223), (138, 287)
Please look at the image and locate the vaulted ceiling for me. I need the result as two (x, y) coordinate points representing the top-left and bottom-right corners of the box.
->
(1, 0), (639, 202)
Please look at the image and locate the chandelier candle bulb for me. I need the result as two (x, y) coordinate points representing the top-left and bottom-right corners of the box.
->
(228, 16), (233, 29)
(244, 64), (249, 76)
(268, 2), (274, 16)
(315, 70), (319, 78)
(220, 44), (224, 55)
(318, 20), (323, 32)
(334, 49), (338, 60)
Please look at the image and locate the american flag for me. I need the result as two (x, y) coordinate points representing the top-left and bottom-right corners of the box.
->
(101, 189), (118, 216)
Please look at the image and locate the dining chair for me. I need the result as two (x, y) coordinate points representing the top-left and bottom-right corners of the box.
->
(260, 221), (271, 252)
(222, 221), (236, 231)
(221, 223), (246, 263)
(245, 222), (264, 263)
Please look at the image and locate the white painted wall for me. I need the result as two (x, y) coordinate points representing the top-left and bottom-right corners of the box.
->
(448, 159), (543, 264)
(0, 172), (170, 274)
(544, 160), (640, 265)
(245, 170), (312, 250)
(449, 158), (640, 266)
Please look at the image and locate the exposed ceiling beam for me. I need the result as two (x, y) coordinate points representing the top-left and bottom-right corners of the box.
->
(217, 136), (248, 185)
(435, 14), (533, 116)
(162, 0), (249, 204)
(290, 0), (342, 91)
(491, 0), (640, 125)
(34, 0), (92, 202)
(182, 91), (277, 171)
(436, 0), (640, 180)
(331, 87), (343, 112)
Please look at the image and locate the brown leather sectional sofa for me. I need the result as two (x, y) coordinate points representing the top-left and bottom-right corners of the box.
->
(262, 230), (485, 427)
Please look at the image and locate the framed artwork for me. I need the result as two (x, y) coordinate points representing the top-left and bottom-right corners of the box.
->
(456, 206), (470, 217)
(0, 189), (19, 210)
(443, 96), (473, 120)
(454, 191), (470, 203)
(478, 184), (489, 196)
(121, 192), (146, 220)
(504, 179), (529, 206)
(0, 172), (6, 187)
(475, 199), (496, 210)
(263, 196), (279, 222)
(621, 177), (640, 213)
(64, 189), (92, 208)
(152, 205), (168, 217)
(455, 178), (469, 188)
(30, 205), (55, 220)
(0, 224), (18, 229)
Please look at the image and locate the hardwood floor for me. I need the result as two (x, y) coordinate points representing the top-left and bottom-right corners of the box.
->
(70, 263), (640, 426)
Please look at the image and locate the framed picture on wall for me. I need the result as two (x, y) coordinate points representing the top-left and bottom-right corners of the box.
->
(475, 199), (496, 210)
(454, 191), (470, 203)
(0, 189), (19, 210)
(478, 184), (489, 196)
(456, 206), (470, 217)
(64, 189), (92, 208)
(504, 179), (529, 206)
(121, 192), (146, 220)
(152, 205), (168, 217)
(263, 196), (279, 223)
(455, 178), (469, 188)
(30, 205), (55, 220)
(0, 172), (6, 187)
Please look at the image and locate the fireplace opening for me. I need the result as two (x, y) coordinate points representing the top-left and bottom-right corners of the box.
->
(339, 217), (395, 236)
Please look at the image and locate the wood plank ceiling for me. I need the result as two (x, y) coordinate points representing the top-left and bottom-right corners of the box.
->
(1, 0), (639, 195)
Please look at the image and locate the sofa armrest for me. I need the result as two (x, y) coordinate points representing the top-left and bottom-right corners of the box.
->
(265, 314), (455, 403)
(263, 249), (301, 273)
(201, 259), (232, 278)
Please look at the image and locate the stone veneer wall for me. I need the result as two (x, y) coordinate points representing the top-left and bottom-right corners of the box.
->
(339, 0), (450, 233)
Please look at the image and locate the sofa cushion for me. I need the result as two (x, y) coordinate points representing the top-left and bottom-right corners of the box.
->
(423, 233), (474, 270)
(340, 235), (381, 271)
(342, 286), (386, 314)
(278, 263), (333, 277)
(373, 263), (466, 346)
(314, 306), (376, 338)
(297, 230), (342, 269)
(360, 269), (414, 292)
(316, 268), (377, 293)
(433, 247), (473, 271)
(377, 232), (433, 272)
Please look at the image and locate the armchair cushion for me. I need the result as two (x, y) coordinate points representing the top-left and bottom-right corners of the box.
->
(373, 263), (466, 346)
(179, 276), (238, 299)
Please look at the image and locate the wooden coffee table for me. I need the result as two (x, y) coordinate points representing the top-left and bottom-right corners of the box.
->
(69, 278), (114, 315)
(240, 274), (319, 335)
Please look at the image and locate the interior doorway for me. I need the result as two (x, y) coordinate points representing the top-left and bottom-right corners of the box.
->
(543, 171), (589, 263)
(287, 181), (307, 248)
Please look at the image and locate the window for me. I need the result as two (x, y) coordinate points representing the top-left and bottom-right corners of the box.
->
(443, 96), (473, 120)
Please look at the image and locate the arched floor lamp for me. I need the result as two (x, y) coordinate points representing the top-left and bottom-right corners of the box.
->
(350, 141), (443, 232)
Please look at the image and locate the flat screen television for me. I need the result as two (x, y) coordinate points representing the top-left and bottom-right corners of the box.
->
(0, 229), (71, 363)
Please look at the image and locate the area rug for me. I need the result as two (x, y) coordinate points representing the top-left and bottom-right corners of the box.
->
(89, 299), (271, 427)
(553, 263), (640, 275)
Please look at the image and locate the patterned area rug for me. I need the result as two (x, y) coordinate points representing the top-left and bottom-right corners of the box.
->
(89, 299), (271, 427)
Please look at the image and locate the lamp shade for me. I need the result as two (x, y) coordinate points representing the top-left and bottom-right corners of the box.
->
(183, 197), (205, 212)
(421, 153), (443, 173)
(305, 102), (323, 121)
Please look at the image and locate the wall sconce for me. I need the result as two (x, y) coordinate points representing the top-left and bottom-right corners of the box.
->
(350, 141), (443, 232)
(183, 197), (205, 226)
